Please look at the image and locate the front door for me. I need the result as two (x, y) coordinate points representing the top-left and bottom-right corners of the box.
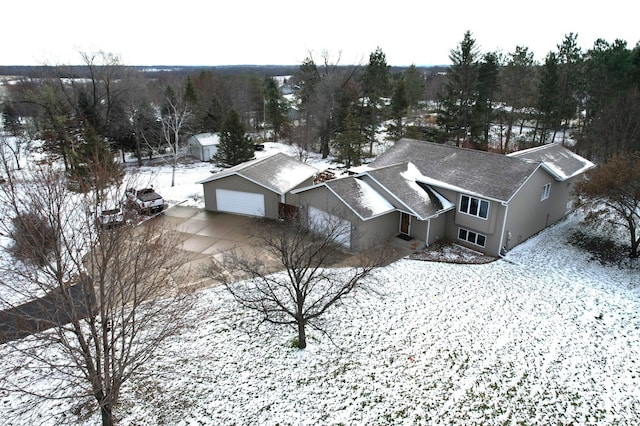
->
(400, 212), (410, 235)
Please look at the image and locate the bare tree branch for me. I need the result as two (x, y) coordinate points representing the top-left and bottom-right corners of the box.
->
(210, 216), (389, 349)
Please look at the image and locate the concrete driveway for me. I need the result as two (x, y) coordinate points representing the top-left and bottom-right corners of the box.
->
(153, 206), (273, 288)
(152, 205), (404, 290)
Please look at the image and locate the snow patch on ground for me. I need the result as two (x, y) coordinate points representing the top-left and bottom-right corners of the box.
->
(1, 143), (639, 425)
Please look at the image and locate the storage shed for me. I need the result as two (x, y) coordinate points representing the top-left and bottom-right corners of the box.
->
(187, 133), (219, 161)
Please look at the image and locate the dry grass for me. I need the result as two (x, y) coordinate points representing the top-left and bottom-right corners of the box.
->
(409, 240), (497, 264)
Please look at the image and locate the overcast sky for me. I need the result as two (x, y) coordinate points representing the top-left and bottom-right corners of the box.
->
(3, 0), (638, 67)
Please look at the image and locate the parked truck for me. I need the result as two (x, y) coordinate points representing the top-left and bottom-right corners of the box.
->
(125, 187), (167, 215)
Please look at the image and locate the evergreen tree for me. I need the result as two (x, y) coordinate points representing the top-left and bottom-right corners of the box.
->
(499, 45), (537, 151)
(438, 30), (480, 146)
(360, 47), (390, 155)
(536, 52), (561, 144)
(263, 76), (289, 142)
(215, 109), (254, 167)
(388, 77), (409, 141)
(472, 51), (500, 149)
(67, 125), (123, 192)
(556, 33), (583, 142)
(184, 75), (202, 132)
(578, 38), (640, 161)
(583, 39), (635, 123)
(403, 64), (424, 112)
(333, 110), (366, 168)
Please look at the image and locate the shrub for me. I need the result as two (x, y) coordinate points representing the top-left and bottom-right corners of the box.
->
(10, 211), (58, 266)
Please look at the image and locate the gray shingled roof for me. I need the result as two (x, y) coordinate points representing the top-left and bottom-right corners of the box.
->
(324, 177), (395, 220)
(368, 139), (541, 202)
(198, 152), (318, 194)
(364, 163), (452, 219)
(507, 143), (595, 180)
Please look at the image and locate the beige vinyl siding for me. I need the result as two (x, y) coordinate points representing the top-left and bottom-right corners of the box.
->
(283, 176), (316, 207)
(202, 174), (280, 219)
(426, 214), (447, 246)
(351, 212), (400, 251)
(503, 168), (574, 250)
(297, 185), (400, 251)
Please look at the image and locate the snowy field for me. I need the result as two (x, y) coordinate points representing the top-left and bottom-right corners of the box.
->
(111, 212), (639, 426)
(1, 142), (639, 425)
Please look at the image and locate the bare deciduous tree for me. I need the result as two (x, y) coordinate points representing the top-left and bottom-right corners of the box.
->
(157, 83), (192, 187)
(0, 155), (195, 425)
(210, 215), (388, 349)
(575, 152), (640, 258)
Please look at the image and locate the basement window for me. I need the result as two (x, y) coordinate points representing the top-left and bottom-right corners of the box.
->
(458, 228), (487, 248)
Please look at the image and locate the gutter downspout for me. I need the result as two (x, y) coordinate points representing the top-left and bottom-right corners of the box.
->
(498, 202), (509, 258)
(425, 217), (431, 248)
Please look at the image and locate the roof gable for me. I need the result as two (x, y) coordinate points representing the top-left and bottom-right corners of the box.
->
(363, 163), (454, 219)
(189, 133), (219, 147)
(324, 177), (395, 220)
(368, 139), (541, 201)
(507, 143), (595, 180)
(198, 152), (318, 194)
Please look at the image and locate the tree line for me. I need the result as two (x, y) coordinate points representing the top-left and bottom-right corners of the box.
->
(0, 32), (639, 425)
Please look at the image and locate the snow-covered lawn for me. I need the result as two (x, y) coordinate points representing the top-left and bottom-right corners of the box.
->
(1, 143), (639, 425)
(109, 212), (639, 425)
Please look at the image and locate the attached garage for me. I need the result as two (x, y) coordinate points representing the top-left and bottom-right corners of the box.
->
(308, 206), (351, 248)
(198, 153), (318, 219)
(215, 189), (265, 217)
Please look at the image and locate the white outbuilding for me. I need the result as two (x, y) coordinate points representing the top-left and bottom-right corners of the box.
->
(187, 133), (219, 162)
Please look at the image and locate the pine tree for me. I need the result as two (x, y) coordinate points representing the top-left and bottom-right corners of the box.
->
(360, 47), (390, 155)
(388, 78), (409, 141)
(472, 52), (500, 149)
(215, 109), (254, 167)
(333, 110), (366, 168)
(499, 45), (537, 151)
(438, 31), (480, 146)
(67, 125), (123, 192)
(403, 64), (424, 112)
(556, 33), (583, 143)
(264, 77), (289, 142)
(184, 75), (202, 132)
(536, 52), (561, 145)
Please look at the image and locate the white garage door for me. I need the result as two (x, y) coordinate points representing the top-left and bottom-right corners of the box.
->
(216, 189), (265, 217)
(308, 206), (351, 248)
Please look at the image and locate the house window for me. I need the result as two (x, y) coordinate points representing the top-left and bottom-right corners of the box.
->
(458, 228), (487, 247)
(541, 183), (551, 201)
(459, 195), (489, 219)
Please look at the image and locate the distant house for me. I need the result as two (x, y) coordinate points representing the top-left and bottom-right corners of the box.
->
(187, 133), (219, 162)
(197, 152), (318, 219)
(291, 139), (595, 256)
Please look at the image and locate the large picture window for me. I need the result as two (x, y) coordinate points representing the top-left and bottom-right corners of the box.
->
(458, 228), (487, 247)
(459, 195), (489, 219)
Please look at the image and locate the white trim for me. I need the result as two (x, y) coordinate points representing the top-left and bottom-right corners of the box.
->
(459, 194), (490, 220)
(458, 227), (487, 248)
(541, 183), (551, 201)
(498, 203), (509, 254)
